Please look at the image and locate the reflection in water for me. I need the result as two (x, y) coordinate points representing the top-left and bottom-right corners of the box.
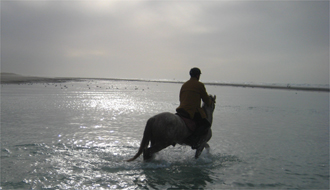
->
(18, 138), (234, 189)
(70, 91), (143, 113)
(140, 163), (214, 189)
(26, 142), (226, 189)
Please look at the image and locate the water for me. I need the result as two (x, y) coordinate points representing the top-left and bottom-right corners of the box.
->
(1, 80), (329, 189)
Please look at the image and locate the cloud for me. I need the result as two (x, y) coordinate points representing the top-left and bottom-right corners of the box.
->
(1, 1), (329, 84)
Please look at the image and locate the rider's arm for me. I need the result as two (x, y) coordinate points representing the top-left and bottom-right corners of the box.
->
(200, 83), (212, 106)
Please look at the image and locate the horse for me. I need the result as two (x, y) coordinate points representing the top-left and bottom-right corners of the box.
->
(126, 95), (216, 161)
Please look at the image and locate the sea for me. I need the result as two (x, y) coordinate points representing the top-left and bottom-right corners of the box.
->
(1, 79), (329, 189)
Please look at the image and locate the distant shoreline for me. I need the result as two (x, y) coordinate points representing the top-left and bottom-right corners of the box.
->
(1, 73), (329, 92)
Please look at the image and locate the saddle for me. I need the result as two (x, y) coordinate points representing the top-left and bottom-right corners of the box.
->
(176, 111), (198, 132)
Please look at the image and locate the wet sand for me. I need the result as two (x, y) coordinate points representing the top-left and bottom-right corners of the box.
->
(0, 73), (85, 84)
(1, 73), (329, 92)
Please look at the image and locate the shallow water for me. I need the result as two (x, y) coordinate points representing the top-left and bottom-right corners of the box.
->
(1, 80), (329, 189)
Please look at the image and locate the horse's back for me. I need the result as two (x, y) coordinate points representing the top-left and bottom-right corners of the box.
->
(152, 112), (184, 127)
(150, 112), (190, 144)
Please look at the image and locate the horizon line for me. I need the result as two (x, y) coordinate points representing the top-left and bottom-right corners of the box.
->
(1, 72), (329, 92)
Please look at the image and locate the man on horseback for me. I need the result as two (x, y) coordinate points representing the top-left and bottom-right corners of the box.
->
(176, 67), (212, 149)
(126, 69), (215, 161)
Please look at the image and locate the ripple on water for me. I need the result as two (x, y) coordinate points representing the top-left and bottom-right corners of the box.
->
(5, 141), (242, 189)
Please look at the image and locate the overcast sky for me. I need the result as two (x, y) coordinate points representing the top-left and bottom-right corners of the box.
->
(2, 0), (329, 84)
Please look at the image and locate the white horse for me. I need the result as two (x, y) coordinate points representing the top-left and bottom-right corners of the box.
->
(127, 95), (216, 161)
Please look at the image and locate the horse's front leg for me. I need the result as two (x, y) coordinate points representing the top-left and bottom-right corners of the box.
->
(195, 142), (206, 159)
(204, 143), (210, 153)
(194, 130), (212, 159)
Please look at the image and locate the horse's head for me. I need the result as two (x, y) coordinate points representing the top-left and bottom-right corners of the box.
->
(202, 95), (216, 125)
(203, 95), (216, 113)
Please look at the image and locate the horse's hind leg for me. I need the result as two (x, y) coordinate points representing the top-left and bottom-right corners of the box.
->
(143, 144), (168, 161)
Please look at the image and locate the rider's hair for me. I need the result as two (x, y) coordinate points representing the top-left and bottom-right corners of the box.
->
(189, 67), (201, 77)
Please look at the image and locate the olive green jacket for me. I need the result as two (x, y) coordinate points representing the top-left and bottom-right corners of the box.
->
(176, 77), (212, 119)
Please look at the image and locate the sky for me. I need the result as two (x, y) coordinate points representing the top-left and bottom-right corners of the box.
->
(1, 0), (329, 84)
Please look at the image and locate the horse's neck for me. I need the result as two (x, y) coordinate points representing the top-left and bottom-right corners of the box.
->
(204, 107), (213, 125)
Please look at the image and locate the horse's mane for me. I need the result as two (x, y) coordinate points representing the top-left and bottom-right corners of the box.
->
(209, 95), (216, 103)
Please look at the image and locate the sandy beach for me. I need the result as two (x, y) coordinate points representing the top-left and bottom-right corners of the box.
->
(1, 73), (329, 92)
(0, 73), (85, 84)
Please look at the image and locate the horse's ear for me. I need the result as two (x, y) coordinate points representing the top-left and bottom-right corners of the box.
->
(214, 95), (216, 100)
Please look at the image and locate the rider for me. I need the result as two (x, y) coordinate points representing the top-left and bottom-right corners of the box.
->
(176, 67), (212, 149)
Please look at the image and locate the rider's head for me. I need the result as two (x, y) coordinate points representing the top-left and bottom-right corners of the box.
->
(189, 67), (201, 80)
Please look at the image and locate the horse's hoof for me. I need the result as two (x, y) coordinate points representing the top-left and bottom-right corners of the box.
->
(195, 145), (205, 159)
(195, 151), (201, 159)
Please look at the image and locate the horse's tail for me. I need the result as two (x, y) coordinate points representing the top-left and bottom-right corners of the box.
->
(126, 117), (154, 162)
